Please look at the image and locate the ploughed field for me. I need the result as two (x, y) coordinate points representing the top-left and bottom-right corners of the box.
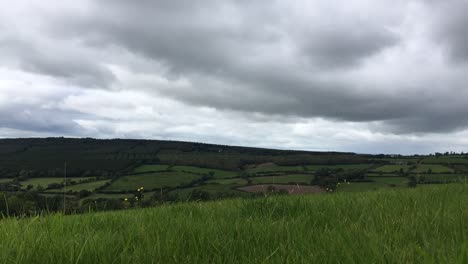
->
(1, 185), (467, 263)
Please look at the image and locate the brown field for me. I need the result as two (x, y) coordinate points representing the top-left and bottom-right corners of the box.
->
(237, 184), (324, 195)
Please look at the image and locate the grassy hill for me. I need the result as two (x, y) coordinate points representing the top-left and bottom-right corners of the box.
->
(0, 185), (466, 263)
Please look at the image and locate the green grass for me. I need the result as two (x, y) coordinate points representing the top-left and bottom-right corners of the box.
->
(133, 165), (170, 173)
(82, 192), (156, 202)
(104, 172), (202, 192)
(0, 185), (467, 263)
(372, 165), (411, 173)
(19, 177), (93, 190)
(248, 174), (314, 185)
(46, 180), (111, 192)
(337, 182), (391, 192)
(171, 166), (239, 179)
(305, 164), (374, 171)
(412, 164), (454, 173)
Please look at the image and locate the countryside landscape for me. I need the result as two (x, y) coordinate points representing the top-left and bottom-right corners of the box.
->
(2, 0), (468, 263)
(0, 138), (467, 263)
(1, 137), (468, 214)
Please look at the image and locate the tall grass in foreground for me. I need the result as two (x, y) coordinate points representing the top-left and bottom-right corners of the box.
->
(0, 185), (467, 263)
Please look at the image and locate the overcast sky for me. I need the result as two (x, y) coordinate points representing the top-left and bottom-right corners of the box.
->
(1, 0), (468, 154)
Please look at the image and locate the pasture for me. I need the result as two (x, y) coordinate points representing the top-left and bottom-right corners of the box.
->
(19, 177), (93, 190)
(47, 180), (111, 192)
(104, 172), (201, 192)
(372, 165), (412, 173)
(248, 174), (314, 185)
(411, 164), (454, 173)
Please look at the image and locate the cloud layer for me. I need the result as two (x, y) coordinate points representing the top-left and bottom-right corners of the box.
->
(1, 0), (468, 154)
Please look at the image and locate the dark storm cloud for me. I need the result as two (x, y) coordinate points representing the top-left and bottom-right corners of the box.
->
(2, 0), (468, 137)
(45, 1), (404, 115)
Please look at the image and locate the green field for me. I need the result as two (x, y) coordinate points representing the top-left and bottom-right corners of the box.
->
(0, 178), (13, 184)
(47, 180), (111, 192)
(206, 178), (248, 185)
(372, 165), (411, 173)
(416, 174), (468, 183)
(19, 177), (94, 190)
(421, 156), (468, 164)
(133, 165), (170, 173)
(337, 182), (391, 192)
(366, 173), (399, 177)
(1, 185), (466, 263)
(412, 164), (454, 173)
(246, 165), (305, 174)
(171, 166), (239, 179)
(369, 177), (408, 186)
(104, 172), (202, 192)
(171, 184), (247, 198)
(337, 177), (408, 192)
(305, 164), (374, 171)
(248, 174), (315, 185)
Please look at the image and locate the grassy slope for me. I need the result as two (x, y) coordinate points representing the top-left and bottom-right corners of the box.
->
(1, 185), (467, 263)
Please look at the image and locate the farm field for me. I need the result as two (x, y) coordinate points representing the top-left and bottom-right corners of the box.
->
(417, 174), (468, 183)
(246, 164), (305, 174)
(170, 184), (247, 198)
(1, 185), (466, 263)
(133, 165), (170, 173)
(47, 179), (111, 192)
(19, 177), (94, 190)
(368, 177), (408, 186)
(372, 165), (412, 173)
(304, 164), (374, 171)
(248, 174), (314, 185)
(171, 166), (239, 179)
(104, 172), (202, 192)
(0, 178), (13, 184)
(412, 164), (454, 173)
(206, 178), (248, 185)
(421, 156), (468, 164)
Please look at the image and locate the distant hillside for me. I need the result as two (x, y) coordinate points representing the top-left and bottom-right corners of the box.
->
(0, 137), (368, 177)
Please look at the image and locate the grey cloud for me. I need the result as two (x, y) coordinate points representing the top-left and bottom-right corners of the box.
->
(2, 0), (468, 137)
(0, 104), (86, 135)
(424, 0), (468, 63)
(0, 33), (115, 88)
(300, 28), (398, 68)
